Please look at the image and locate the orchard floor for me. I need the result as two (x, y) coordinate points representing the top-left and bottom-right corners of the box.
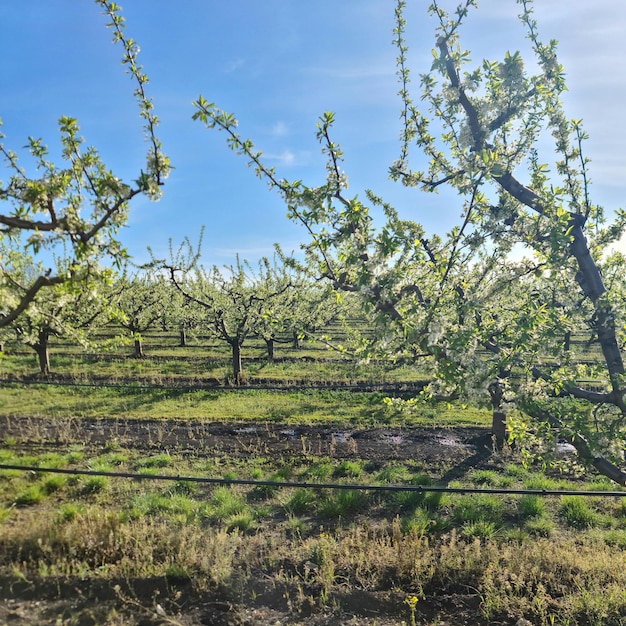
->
(0, 417), (510, 625)
(0, 416), (491, 472)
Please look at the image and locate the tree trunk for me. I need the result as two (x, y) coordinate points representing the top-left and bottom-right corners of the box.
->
(292, 331), (301, 350)
(179, 326), (187, 347)
(265, 338), (275, 362)
(134, 337), (144, 358)
(33, 330), (50, 376)
(231, 341), (243, 385)
(488, 378), (506, 450)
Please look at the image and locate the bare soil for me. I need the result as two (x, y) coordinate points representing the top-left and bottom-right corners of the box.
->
(0, 416), (492, 473)
(0, 417), (502, 625)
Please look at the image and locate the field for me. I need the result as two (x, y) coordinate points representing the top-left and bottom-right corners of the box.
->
(1, 330), (626, 625)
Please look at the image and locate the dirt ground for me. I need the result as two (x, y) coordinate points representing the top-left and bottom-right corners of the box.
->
(0, 416), (493, 473)
(0, 417), (502, 625)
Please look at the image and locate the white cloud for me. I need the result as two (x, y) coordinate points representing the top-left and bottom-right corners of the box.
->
(270, 121), (289, 137)
(264, 149), (312, 167)
(223, 58), (245, 74)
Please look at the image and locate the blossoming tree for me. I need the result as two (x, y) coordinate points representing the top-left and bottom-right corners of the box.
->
(0, 1), (169, 330)
(190, 0), (626, 483)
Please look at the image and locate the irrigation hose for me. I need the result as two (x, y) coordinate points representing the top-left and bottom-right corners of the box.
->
(1, 463), (625, 497)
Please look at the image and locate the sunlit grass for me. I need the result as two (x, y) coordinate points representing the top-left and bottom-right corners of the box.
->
(0, 384), (491, 426)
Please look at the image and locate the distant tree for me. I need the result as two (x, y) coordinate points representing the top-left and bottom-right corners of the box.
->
(0, 1), (169, 330)
(6, 252), (115, 375)
(156, 237), (293, 385)
(109, 268), (172, 358)
(283, 283), (342, 352)
(249, 254), (298, 362)
(192, 0), (626, 483)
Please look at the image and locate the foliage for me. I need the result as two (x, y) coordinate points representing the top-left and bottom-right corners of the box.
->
(0, 0), (169, 330)
(191, 0), (626, 483)
(5, 443), (626, 623)
(108, 267), (174, 357)
(6, 255), (117, 374)
(154, 235), (304, 384)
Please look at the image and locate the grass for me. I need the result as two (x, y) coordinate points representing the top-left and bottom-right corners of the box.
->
(1, 334), (626, 624)
(1, 446), (626, 624)
(559, 495), (601, 529)
(517, 494), (546, 518)
(0, 384), (490, 427)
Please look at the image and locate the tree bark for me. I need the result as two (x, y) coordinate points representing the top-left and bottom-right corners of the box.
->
(33, 330), (51, 376)
(230, 340), (243, 385)
(179, 326), (187, 347)
(134, 337), (144, 358)
(265, 338), (275, 362)
(488, 377), (507, 450)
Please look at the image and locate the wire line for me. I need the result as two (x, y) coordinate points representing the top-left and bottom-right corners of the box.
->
(1, 463), (625, 497)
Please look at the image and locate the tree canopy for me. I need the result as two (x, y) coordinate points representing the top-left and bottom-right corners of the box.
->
(0, 0), (169, 330)
(191, 0), (626, 483)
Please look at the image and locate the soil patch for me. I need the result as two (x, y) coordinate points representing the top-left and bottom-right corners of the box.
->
(0, 416), (492, 471)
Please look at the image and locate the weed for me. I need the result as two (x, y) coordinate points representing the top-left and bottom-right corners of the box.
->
(58, 502), (84, 522)
(104, 452), (129, 466)
(452, 494), (505, 525)
(524, 517), (554, 537)
(503, 462), (529, 478)
(285, 515), (306, 537)
(461, 519), (499, 540)
(602, 529), (626, 548)
(80, 476), (108, 495)
(227, 512), (255, 532)
(284, 488), (318, 516)
(471, 469), (513, 487)
(65, 450), (85, 464)
(169, 480), (197, 496)
(401, 509), (435, 537)
(376, 465), (411, 483)
(205, 487), (247, 523)
(42, 475), (67, 494)
(14, 485), (44, 506)
(618, 499), (626, 518)
(0, 507), (12, 522)
(301, 461), (334, 480)
(318, 490), (368, 518)
(559, 496), (599, 529)
(404, 594), (419, 626)
(517, 494), (546, 518)
(136, 454), (172, 469)
(333, 460), (363, 479)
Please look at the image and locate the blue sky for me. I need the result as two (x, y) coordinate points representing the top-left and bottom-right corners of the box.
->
(2, 1), (626, 267)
